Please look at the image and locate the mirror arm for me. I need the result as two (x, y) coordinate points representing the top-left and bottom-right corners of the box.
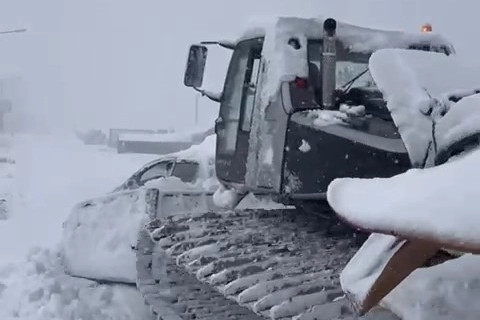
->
(200, 40), (235, 50)
(194, 87), (222, 103)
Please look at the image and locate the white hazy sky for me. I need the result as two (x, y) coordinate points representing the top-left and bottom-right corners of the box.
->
(0, 0), (477, 133)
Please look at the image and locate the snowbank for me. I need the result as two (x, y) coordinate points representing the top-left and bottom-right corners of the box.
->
(61, 189), (150, 284)
(0, 248), (151, 320)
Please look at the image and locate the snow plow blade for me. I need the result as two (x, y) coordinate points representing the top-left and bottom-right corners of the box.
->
(135, 200), (401, 319)
(62, 187), (218, 284)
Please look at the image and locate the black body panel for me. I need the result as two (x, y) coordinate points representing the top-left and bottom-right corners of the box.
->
(282, 119), (411, 196)
(215, 130), (250, 184)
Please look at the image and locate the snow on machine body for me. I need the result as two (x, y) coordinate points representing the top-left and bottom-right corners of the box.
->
(132, 17), (474, 320)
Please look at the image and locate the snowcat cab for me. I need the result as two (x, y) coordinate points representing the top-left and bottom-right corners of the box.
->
(183, 17), (454, 210)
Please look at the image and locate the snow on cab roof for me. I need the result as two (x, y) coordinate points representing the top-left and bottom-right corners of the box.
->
(236, 16), (454, 54)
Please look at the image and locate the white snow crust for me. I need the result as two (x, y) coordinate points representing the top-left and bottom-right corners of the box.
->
(0, 248), (151, 320)
(61, 189), (149, 284)
(383, 254), (480, 320)
(327, 144), (480, 246)
(368, 48), (480, 166)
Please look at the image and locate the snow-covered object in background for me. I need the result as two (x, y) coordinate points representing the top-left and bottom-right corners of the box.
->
(61, 189), (150, 284)
(166, 134), (218, 191)
(61, 135), (218, 284)
(115, 134), (218, 192)
(368, 48), (480, 166)
(0, 248), (151, 320)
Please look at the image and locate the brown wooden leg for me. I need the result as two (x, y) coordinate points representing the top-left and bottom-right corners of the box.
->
(348, 240), (440, 315)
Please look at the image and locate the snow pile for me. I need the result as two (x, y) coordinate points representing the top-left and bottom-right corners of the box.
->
(326, 91), (480, 318)
(0, 248), (151, 320)
(328, 144), (480, 251)
(339, 104), (366, 117)
(291, 104), (366, 131)
(383, 254), (480, 320)
(368, 49), (438, 166)
(435, 94), (480, 158)
(0, 133), (159, 319)
(61, 189), (150, 284)
(237, 193), (291, 210)
(213, 184), (242, 209)
(368, 48), (480, 166)
(308, 110), (349, 127)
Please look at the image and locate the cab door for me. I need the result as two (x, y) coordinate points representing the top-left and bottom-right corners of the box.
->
(215, 38), (262, 185)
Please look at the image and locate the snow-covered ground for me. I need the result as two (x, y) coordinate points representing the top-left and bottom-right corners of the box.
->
(0, 133), (157, 320)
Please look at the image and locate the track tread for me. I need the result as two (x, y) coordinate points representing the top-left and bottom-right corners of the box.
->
(136, 208), (399, 320)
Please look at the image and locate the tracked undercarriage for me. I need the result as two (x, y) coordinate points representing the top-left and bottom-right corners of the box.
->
(136, 189), (400, 320)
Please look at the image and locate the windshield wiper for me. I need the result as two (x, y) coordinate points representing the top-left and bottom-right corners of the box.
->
(339, 68), (369, 93)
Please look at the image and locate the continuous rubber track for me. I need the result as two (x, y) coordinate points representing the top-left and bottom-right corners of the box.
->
(136, 208), (400, 320)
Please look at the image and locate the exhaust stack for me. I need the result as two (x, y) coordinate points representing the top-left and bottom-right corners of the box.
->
(322, 18), (337, 109)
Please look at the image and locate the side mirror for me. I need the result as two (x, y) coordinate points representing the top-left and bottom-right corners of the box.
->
(184, 45), (208, 88)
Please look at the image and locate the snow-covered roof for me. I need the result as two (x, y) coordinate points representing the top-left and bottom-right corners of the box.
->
(236, 16), (454, 53)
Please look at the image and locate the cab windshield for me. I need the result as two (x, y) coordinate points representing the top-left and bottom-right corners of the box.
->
(308, 41), (376, 92)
